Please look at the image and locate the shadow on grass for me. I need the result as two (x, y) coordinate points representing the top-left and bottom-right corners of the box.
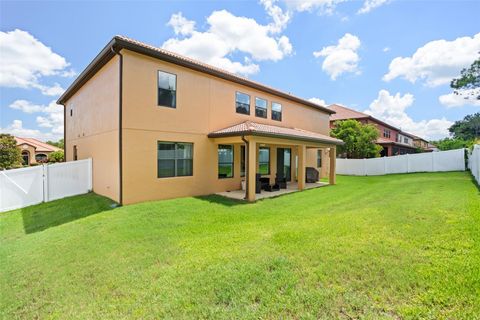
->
(21, 192), (116, 234)
(468, 171), (480, 192)
(194, 194), (248, 207)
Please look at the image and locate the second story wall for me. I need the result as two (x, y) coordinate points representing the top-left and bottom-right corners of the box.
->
(121, 50), (331, 135)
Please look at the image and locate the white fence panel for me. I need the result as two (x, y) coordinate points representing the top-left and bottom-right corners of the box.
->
(336, 158), (365, 176)
(336, 149), (465, 176)
(47, 159), (92, 201)
(0, 158), (92, 212)
(365, 157), (385, 175)
(469, 145), (480, 184)
(385, 154), (408, 174)
(434, 149), (465, 172)
(408, 152), (433, 173)
(0, 166), (44, 212)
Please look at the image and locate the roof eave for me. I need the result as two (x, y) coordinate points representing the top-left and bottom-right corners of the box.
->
(58, 36), (335, 115)
(208, 131), (344, 146)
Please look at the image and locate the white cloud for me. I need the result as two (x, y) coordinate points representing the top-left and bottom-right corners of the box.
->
(167, 12), (195, 36)
(383, 47), (390, 52)
(286, 0), (347, 15)
(357, 0), (389, 14)
(383, 33), (480, 87)
(364, 89), (453, 140)
(439, 90), (480, 108)
(308, 97), (327, 106)
(7, 99), (64, 138)
(0, 120), (58, 141)
(0, 29), (73, 96)
(162, 7), (292, 76)
(284, 0), (388, 15)
(313, 33), (361, 80)
(261, 0), (291, 33)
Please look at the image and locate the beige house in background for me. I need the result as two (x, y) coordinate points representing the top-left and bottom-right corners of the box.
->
(57, 36), (343, 205)
(15, 137), (61, 165)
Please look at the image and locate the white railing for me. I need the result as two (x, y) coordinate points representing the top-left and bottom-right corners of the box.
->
(0, 158), (92, 212)
(468, 145), (480, 184)
(336, 149), (465, 176)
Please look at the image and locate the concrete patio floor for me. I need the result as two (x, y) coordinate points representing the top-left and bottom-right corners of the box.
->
(216, 181), (329, 201)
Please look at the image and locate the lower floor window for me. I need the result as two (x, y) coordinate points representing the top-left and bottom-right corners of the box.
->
(317, 149), (322, 167)
(240, 145), (245, 177)
(218, 145), (234, 178)
(158, 142), (193, 178)
(258, 147), (270, 175)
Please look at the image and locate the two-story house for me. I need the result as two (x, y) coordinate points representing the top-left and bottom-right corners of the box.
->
(329, 104), (420, 157)
(57, 36), (343, 205)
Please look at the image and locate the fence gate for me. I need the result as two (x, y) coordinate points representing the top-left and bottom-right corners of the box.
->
(0, 158), (92, 212)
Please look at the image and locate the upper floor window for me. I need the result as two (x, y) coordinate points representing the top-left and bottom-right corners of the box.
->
(236, 92), (250, 115)
(272, 102), (282, 121)
(383, 128), (391, 139)
(404, 137), (408, 144)
(158, 142), (193, 178)
(255, 97), (267, 118)
(158, 71), (176, 108)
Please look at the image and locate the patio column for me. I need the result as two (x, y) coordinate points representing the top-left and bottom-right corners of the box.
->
(247, 139), (257, 202)
(297, 144), (306, 190)
(329, 147), (336, 185)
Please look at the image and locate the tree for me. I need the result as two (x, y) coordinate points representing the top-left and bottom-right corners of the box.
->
(331, 119), (382, 158)
(46, 139), (64, 149)
(48, 150), (64, 163)
(431, 138), (473, 151)
(0, 134), (22, 169)
(450, 57), (480, 100)
(448, 112), (480, 140)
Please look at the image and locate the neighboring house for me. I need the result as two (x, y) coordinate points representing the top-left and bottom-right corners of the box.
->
(57, 36), (343, 205)
(15, 137), (61, 165)
(329, 104), (422, 157)
(410, 134), (434, 152)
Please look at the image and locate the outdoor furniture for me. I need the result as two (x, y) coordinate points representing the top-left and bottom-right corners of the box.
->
(275, 173), (287, 189)
(255, 174), (262, 194)
(260, 177), (271, 190)
(306, 167), (319, 183)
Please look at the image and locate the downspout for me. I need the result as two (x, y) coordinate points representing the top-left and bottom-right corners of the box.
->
(111, 46), (123, 205)
(241, 136), (249, 200)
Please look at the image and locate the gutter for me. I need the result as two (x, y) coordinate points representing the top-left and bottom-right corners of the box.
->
(111, 46), (123, 206)
(241, 136), (249, 200)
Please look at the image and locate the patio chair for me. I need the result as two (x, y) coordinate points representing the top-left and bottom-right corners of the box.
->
(275, 173), (287, 189)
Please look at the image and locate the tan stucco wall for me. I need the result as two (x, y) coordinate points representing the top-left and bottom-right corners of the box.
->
(64, 56), (120, 202)
(119, 49), (333, 204)
(18, 144), (36, 165)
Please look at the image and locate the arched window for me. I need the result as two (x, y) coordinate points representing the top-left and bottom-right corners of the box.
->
(21, 151), (30, 165)
(35, 153), (48, 163)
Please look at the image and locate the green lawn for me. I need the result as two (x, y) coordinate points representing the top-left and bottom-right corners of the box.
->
(1, 172), (479, 319)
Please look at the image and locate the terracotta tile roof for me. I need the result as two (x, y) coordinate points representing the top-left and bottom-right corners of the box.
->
(329, 104), (369, 121)
(208, 121), (343, 145)
(15, 137), (61, 152)
(58, 36), (334, 115)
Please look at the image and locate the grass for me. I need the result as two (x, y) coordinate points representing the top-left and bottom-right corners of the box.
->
(1, 172), (479, 319)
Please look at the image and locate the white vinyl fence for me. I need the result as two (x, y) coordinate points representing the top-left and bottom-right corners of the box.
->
(468, 145), (480, 184)
(0, 158), (92, 212)
(336, 149), (465, 176)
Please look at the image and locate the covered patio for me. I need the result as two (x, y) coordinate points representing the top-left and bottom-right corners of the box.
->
(209, 121), (343, 201)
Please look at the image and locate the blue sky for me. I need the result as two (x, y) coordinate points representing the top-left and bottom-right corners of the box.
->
(1, 0), (479, 141)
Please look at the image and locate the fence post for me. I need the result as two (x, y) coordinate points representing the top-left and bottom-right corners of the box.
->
(406, 153), (410, 173)
(88, 158), (93, 191)
(383, 156), (387, 175)
(43, 164), (49, 202)
(364, 158), (367, 176)
(431, 151), (435, 172)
